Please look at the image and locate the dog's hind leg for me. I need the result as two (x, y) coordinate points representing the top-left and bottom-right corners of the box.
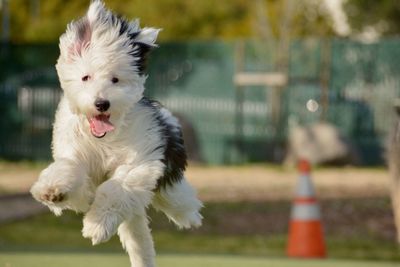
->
(152, 178), (203, 229)
(118, 214), (155, 267)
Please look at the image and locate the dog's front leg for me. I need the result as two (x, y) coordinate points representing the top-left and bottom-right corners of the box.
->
(30, 158), (94, 215)
(82, 161), (164, 267)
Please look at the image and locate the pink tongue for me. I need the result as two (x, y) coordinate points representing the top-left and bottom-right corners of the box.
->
(89, 115), (115, 137)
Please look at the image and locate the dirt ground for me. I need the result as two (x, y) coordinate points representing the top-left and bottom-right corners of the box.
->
(187, 165), (390, 201)
(0, 162), (390, 202)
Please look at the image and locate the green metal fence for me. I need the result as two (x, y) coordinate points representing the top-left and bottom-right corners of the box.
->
(1, 39), (400, 165)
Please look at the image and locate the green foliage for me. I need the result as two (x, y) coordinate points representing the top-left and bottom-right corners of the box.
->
(288, 0), (335, 37)
(262, 0), (335, 38)
(344, 0), (400, 36)
(2, 0), (335, 43)
(8, 0), (89, 42)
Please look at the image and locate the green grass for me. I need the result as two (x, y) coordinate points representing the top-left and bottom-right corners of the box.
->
(1, 199), (400, 262)
(0, 253), (399, 267)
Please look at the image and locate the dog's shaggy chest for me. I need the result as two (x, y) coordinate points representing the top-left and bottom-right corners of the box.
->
(52, 96), (187, 189)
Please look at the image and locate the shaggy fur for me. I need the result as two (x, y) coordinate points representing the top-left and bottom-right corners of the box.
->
(30, 1), (202, 266)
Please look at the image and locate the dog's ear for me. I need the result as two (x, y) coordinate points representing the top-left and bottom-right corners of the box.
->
(135, 28), (160, 47)
(72, 0), (108, 56)
(128, 27), (161, 75)
(73, 18), (92, 56)
(87, 0), (107, 24)
(59, 1), (106, 61)
(58, 18), (92, 62)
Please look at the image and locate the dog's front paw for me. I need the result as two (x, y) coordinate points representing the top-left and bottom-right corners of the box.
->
(30, 182), (69, 216)
(30, 178), (68, 204)
(39, 187), (67, 203)
(30, 167), (70, 202)
(82, 211), (121, 245)
(31, 162), (73, 203)
(30, 160), (94, 214)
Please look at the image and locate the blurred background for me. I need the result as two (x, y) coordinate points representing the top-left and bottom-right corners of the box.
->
(1, 0), (400, 266)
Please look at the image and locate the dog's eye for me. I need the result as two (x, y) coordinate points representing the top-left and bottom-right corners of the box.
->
(82, 75), (90, 81)
(111, 77), (119, 84)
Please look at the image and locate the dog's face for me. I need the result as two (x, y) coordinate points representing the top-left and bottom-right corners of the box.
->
(56, 1), (160, 138)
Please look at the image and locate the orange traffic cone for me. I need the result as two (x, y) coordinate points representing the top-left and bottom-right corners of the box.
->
(286, 159), (326, 258)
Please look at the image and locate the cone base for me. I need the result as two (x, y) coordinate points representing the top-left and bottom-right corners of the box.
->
(287, 220), (326, 258)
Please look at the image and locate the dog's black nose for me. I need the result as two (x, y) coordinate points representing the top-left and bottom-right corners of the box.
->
(94, 98), (110, 112)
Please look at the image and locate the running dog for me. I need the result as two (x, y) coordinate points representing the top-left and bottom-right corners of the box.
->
(30, 1), (202, 266)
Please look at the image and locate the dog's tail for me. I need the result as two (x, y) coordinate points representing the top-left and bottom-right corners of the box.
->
(152, 178), (203, 229)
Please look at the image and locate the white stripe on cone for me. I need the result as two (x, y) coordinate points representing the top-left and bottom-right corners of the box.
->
(291, 202), (321, 220)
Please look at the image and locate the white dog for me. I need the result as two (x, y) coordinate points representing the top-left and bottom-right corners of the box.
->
(30, 1), (202, 266)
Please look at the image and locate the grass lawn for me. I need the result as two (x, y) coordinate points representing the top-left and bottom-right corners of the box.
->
(0, 160), (397, 263)
(1, 252), (399, 267)
(1, 199), (399, 262)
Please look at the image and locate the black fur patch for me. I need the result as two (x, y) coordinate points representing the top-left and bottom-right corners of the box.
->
(117, 16), (129, 35)
(139, 97), (187, 189)
(128, 41), (153, 75)
(106, 13), (155, 75)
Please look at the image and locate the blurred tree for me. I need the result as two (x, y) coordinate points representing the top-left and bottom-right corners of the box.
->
(289, 0), (335, 37)
(257, 0), (335, 39)
(1, 0), (335, 43)
(7, 0), (89, 42)
(343, 0), (400, 36)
